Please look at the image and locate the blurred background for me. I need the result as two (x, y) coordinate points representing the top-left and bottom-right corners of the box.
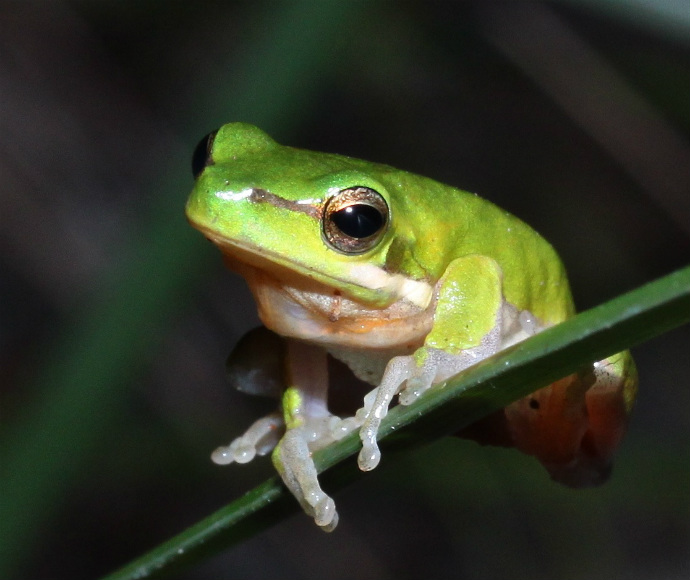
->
(1, 1), (688, 578)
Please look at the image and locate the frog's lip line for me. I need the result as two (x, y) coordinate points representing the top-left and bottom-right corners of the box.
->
(192, 222), (434, 309)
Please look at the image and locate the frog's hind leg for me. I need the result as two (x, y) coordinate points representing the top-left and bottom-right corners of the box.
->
(580, 351), (637, 479)
(271, 339), (346, 532)
(504, 350), (637, 487)
(212, 327), (287, 465)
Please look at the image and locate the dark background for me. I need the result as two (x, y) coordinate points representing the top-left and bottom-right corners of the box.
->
(1, 1), (688, 579)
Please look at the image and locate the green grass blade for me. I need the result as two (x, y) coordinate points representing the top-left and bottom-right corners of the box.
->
(101, 265), (690, 580)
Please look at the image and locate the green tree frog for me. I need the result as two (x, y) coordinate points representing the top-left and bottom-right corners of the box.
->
(186, 123), (637, 532)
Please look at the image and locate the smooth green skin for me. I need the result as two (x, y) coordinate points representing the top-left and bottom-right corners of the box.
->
(187, 123), (636, 528)
(186, 123), (574, 325)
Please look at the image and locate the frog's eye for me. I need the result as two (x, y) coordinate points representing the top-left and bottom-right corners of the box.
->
(192, 130), (218, 179)
(322, 187), (389, 254)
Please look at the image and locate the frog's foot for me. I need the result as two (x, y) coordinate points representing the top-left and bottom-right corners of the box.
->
(397, 353), (442, 406)
(357, 351), (449, 471)
(273, 425), (339, 532)
(358, 346), (500, 471)
(357, 355), (416, 471)
(211, 412), (285, 465)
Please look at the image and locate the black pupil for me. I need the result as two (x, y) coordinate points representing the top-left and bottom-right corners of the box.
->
(191, 130), (217, 179)
(331, 204), (384, 238)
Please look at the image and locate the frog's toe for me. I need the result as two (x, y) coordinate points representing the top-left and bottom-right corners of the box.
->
(211, 437), (256, 465)
(357, 428), (381, 471)
(311, 493), (338, 530)
(398, 351), (443, 405)
(320, 511), (339, 533)
(212, 412), (284, 466)
(398, 373), (434, 404)
(398, 381), (429, 405)
(274, 428), (341, 531)
(210, 443), (239, 465)
(327, 415), (361, 440)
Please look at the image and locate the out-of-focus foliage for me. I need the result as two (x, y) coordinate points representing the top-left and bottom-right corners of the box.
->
(1, 1), (688, 579)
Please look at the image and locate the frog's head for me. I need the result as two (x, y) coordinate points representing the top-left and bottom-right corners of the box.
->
(186, 123), (432, 308)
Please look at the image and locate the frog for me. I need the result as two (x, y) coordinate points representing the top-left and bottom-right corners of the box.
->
(186, 122), (637, 532)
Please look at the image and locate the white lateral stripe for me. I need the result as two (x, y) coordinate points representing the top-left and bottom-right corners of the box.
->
(215, 188), (253, 201)
(349, 263), (433, 308)
(400, 277), (434, 308)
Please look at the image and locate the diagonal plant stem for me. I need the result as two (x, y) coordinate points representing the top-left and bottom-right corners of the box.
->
(101, 265), (690, 580)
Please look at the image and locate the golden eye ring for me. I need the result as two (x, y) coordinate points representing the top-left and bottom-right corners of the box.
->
(322, 187), (389, 254)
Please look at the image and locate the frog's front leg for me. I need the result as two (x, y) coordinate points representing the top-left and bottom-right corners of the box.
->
(359, 255), (505, 471)
(212, 412), (285, 465)
(271, 339), (357, 532)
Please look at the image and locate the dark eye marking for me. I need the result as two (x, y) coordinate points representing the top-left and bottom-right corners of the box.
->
(248, 188), (321, 220)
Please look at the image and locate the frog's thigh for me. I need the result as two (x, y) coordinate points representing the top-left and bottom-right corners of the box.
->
(505, 350), (637, 487)
(226, 326), (286, 398)
(586, 350), (637, 465)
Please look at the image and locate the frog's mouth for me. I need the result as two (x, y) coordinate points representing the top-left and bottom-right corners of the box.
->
(191, 223), (433, 310)
(194, 227), (436, 350)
